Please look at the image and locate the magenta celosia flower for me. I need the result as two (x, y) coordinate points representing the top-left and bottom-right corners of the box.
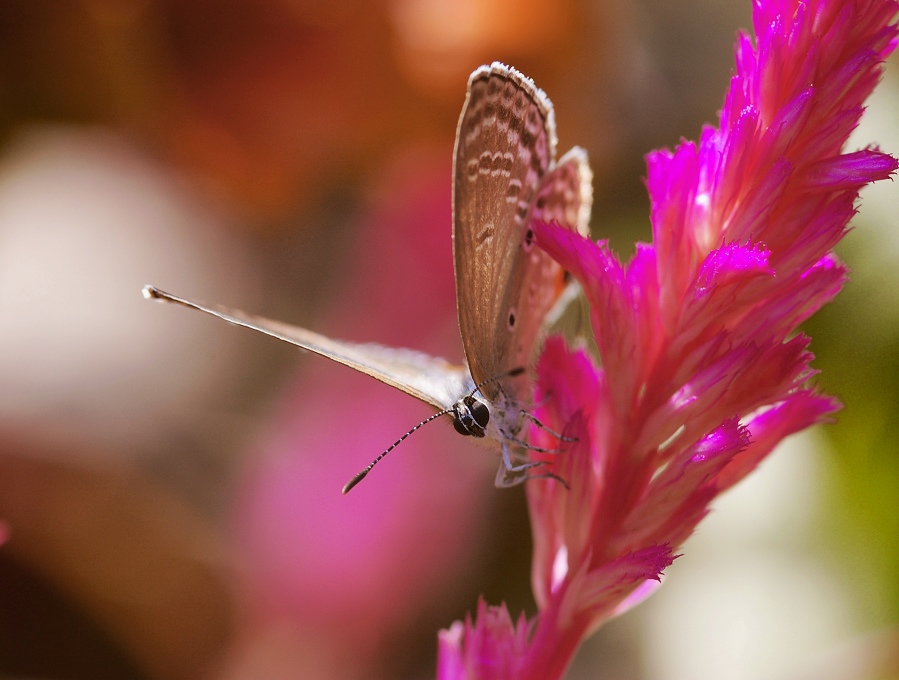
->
(437, 1), (899, 678)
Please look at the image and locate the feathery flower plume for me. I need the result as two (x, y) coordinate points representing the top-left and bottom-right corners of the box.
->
(438, 1), (898, 678)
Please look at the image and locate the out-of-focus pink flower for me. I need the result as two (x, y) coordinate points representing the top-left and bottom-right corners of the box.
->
(227, 150), (494, 679)
(438, 1), (899, 678)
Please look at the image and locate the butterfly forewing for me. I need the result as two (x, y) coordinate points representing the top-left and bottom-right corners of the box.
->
(453, 63), (556, 403)
(453, 63), (591, 408)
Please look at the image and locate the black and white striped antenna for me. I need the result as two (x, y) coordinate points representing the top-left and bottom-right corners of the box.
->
(341, 367), (525, 494)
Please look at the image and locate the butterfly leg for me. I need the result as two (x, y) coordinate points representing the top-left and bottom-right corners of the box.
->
(494, 442), (570, 489)
(494, 462), (528, 487)
(497, 411), (576, 453)
(500, 439), (546, 473)
(519, 410), (578, 442)
(494, 461), (571, 489)
(504, 434), (567, 454)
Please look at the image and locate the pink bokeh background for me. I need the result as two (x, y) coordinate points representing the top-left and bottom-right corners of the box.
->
(0, 1), (896, 679)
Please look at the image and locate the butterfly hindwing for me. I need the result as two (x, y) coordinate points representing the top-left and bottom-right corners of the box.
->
(502, 145), (594, 386)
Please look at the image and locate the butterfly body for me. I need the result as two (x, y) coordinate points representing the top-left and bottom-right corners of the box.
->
(144, 62), (592, 490)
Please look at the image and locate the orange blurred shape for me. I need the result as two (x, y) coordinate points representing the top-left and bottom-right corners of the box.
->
(0, 432), (234, 680)
(158, 0), (402, 223)
(390, 0), (582, 90)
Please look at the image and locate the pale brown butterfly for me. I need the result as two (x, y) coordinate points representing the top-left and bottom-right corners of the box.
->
(144, 62), (592, 493)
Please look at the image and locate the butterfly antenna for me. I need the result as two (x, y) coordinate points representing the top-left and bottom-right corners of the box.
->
(342, 407), (453, 494)
(472, 366), (525, 393)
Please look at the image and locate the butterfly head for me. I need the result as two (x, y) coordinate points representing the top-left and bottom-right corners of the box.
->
(452, 394), (491, 438)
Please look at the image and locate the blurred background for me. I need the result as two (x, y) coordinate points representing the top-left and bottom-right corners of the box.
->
(0, 0), (897, 678)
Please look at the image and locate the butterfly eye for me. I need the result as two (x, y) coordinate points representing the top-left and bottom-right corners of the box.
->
(452, 396), (490, 437)
(470, 398), (490, 429)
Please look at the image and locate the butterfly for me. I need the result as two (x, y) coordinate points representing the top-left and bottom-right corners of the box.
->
(144, 62), (592, 492)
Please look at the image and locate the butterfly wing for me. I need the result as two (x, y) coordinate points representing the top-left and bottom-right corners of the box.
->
(453, 63), (556, 401)
(452, 63), (592, 407)
(143, 286), (469, 412)
(526, 146), (593, 322)
(533, 147), (592, 244)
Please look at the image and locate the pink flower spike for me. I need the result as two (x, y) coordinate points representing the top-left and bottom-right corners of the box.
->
(802, 149), (899, 189)
(693, 241), (774, 299)
(716, 390), (842, 490)
(528, 337), (603, 610)
(437, 599), (530, 680)
(621, 418), (751, 548)
(436, 1), (898, 678)
(574, 544), (679, 619)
